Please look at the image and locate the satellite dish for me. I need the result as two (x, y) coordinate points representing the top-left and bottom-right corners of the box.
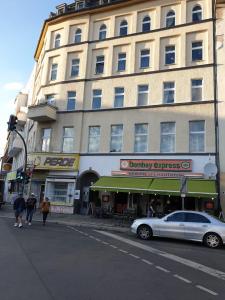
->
(204, 163), (218, 179)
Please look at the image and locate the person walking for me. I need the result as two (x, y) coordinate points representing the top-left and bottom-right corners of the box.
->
(13, 193), (26, 228)
(40, 197), (51, 226)
(26, 193), (37, 226)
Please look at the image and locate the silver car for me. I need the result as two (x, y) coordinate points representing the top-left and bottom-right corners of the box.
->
(131, 211), (225, 248)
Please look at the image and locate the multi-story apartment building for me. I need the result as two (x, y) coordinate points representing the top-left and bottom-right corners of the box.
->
(5, 0), (225, 216)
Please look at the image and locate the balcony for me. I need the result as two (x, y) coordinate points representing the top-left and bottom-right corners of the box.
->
(8, 134), (23, 158)
(27, 102), (57, 122)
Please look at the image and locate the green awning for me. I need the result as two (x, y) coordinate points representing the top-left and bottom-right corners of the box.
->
(91, 177), (153, 194)
(149, 178), (181, 196)
(187, 179), (218, 199)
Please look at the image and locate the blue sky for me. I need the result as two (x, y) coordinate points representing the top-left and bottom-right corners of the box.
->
(0, 0), (70, 157)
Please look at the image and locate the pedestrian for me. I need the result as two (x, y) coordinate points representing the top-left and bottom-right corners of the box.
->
(147, 200), (155, 218)
(13, 193), (26, 228)
(26, 193), (37, 226)
(40, 197), (51, 226)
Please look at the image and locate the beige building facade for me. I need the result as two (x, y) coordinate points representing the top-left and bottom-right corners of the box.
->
(5, 0), (225, 216)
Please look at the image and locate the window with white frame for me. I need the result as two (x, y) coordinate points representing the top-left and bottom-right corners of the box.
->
(165, 45), (175, 65)
(54, 34), (61, 48)
(140, 49), (150, 68)
(138, 85), (149, 106)
(142, 16), (151, 32)
(134, 123), (148, 153)
(67, 91), (76, 111)
(160, 122), (175, 153)
(191, 79), (203, 102)
(189, 121), (205, 152)
(117, 53), (126, 72)
(88, 126), (101, 152)
(42, 128), (51, 152)
(192, 41), (203, 61)
(50, 63), (58, 81)
(92, 89), (102, 109)
(166, 10), (176, 28)
(74, 28), (82, 43)
(110, 125), (123, 152)
(71, 59), (80, 77)
(46, 94), (55, 105)
(95, 55), (105, 74)
(119, 20), (128, 36)
(62, 127), (74, 153)
(192, 5), (202, 22)
(99, 24), (107, 40)
(114, 87), (124, 108)
(163, 82), (175, 104)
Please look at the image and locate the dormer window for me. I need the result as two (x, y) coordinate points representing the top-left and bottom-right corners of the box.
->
(75, 28), (82, 43)
(54, 34), (61, 48)
(166, 10), (176, 28)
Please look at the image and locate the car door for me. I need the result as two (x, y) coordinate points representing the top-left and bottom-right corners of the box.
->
(158, 212), (186, 239)
(184, 212), (211, 241)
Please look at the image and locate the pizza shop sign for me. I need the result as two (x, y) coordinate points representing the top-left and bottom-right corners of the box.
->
(120, 159), (192, 172)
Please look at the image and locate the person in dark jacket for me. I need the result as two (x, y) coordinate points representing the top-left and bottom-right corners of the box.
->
(13, 193), (26, 228)
(26, 193), (37, 226)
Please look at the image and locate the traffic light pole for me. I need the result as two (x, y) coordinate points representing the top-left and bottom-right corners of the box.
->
(14, 130), (27, 194)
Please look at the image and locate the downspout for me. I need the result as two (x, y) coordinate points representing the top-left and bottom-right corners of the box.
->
(212, 0), (221, 212)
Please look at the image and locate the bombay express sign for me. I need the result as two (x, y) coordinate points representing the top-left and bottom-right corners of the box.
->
(120, 159), (192, 172)
(28, 153), (80, 171)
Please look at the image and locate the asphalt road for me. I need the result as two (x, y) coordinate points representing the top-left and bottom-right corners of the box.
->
(1, 218), (225, 300)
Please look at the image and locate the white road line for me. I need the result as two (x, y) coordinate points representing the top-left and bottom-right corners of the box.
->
(95, 238), (101, 242)
(96, 231), (225, 281)
(89, 235), (95, 239)
(156, 266), (170, 273)
(110, 245), (117, 249)
(141, 259), (153, 265)
(102, 242), (109, 245)
(173, 274), (192, 284)
(118, 249), (128, 254)
(129, 254), (140, 259)
(196, 285), (218, 296)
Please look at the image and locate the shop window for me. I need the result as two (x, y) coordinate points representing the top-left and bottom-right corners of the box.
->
(160, 122), (175, 153)
(142, 16), (151, 32)
(99, 24), (107, 40)
(88, 126), (101, 153)
(137, 85), (149, 106)
(166, 10), (176, 28)
(134, 123), (148, 153)
(114, 87), (124, 108)
(191, 79), (203, 101)
(189, 120), (205, 153)
(67, 91), (76, 111)
(192, 5), (202, 22)
(110, 124), (123, 152)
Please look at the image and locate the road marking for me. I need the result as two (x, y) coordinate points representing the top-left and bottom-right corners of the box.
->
(118, 249), (128, 254)
(141, 259), (153, 265)
(89, 235), (95, 239)
(110, 245), (117, 249)
(96, 231), (225, 281)
(102, 241), (109, 245)
(156, 266), (170, 273)
(129, 254), (140, 259)
(173, 274), (192, 284)
(196, 285), (218, 296)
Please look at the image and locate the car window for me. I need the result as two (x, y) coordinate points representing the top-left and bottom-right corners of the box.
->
(185, 213), (211, 223)
(167, 212), (185, 222)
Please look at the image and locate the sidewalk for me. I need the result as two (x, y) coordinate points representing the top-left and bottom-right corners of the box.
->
(0, 204), (130, 233)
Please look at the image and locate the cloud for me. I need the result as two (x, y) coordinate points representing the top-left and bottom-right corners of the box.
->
(3, 82), (24, 91)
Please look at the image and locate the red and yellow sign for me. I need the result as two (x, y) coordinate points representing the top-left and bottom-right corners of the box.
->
(28, 153), (79, 171)
(120, 159), (192, 172)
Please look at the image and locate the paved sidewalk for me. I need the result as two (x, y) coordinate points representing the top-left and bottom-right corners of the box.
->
(0, 204), (130, 233)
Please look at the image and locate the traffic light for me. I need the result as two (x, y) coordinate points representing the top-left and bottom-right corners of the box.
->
(7, 114), (18, 131)
(16, 170), (30, 184)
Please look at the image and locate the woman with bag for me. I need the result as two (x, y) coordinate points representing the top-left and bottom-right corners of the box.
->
(40, 197), (51, 226)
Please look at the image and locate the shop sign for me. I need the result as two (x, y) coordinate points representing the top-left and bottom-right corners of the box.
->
(120, 159), (192, 172)
(112, 171), (203, 179)
(6, 171), (17, 181)
(28, 153), (80, 171)
(74, 190), (80, 200)
(3, 163), (12, 172)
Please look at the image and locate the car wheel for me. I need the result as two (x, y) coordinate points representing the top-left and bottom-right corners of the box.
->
(203, 233), (222, 249)
(137, 225), (152, 240)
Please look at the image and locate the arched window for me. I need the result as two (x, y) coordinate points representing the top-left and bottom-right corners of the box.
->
(166, 10), (176, 28)
(54, 34), (61, 48)
(142, 16), (151, 32)
(74, 28), (82, 43)
(119, 20), (128, 36)
(99, 24), (107, 40)
(192, 5), (202, 22)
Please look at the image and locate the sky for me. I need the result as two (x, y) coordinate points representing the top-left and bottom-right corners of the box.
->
(0, 0), (70, 158)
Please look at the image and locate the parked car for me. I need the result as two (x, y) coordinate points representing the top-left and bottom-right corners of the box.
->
(131, 211), (225, 248)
